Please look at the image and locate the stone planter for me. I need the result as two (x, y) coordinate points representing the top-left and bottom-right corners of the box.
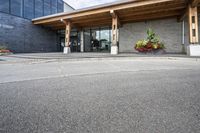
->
(138, 49), (166, 55)
(0, 49), (12, 55)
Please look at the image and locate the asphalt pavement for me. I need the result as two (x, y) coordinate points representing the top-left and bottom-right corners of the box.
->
(0, 55), (200, 133)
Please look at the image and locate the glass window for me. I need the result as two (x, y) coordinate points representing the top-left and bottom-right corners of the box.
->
(51, 0), (57, 14)
(57, 0), (63, 13)
(44, 0), (51, 16)
(24, 0), (34, 19)
(100, 28), (111, 51)
(0, 0), (9, 13)
(91, 29), (100, 52)
(11, 0), (23, 17)
(84, 29), (92, 52)
(91, 29), (100, 40)
(35, 0), (44, 17)
(84, 28), (111, 52)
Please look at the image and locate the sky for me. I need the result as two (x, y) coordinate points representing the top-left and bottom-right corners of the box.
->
(64, 0), (118, 9)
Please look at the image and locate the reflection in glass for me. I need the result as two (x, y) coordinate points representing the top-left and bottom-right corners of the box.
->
(35, 0), (44, 17)
(11, 0), (23, 17)
(84, 29), (91, 52)
(84, 27), (111, 52)
(1, 0), (64, 19)
(51, 0), (57, 14)
(0, 0), (9, 13)
(58, 0), (64, 13)
(100, 29), (111, 51)
(44, 0), (51, 16)
(24, 0), (34, 19)
(91, 29), (100, 52)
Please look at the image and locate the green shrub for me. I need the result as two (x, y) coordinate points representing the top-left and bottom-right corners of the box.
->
(135, 39), (147, 49)
(135, 28), (165, 52)
(0, 45), (7, 50)
(159, 42), (165, 49)
(147, 28), (160, 43)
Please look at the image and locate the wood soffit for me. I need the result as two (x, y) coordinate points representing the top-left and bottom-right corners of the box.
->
(32, 0), (200, 30)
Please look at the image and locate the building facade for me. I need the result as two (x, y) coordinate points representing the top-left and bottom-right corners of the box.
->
(1, 0), (200, 56)
(32, 0), (200, 56)
(0, 0), (74, 53)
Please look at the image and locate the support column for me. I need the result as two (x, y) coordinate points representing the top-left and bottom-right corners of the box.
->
(64, 21), (71, 54)
(189, 5), (198, 44)
(80, 30), (84, 52)
(110, 10), (119, 55)
(187, 5), (200, 56)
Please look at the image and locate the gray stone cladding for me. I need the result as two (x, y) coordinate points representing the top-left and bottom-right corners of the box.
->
(0, 12), (58, 53)
(119, 18), (184, 53)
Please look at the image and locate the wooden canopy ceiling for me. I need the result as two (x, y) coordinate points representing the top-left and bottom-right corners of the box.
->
(32, 0), (199, 30)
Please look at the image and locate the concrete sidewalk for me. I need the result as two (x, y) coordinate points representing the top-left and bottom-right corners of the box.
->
(1, 54), (200, 84)
(1, 52), (200, 63)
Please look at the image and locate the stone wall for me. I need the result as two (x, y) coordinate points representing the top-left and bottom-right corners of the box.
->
(0, 12), (58, 53)
(119, 18), (184, 53)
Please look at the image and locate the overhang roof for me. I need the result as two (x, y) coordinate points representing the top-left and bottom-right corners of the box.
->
(32, 0), (191, 30)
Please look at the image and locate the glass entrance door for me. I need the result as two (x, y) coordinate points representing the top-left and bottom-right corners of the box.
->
(58, 37), (65, 52)
(91, 29), (100, 52)
(57, 30), (81, 53)
(100, 28), (111, 52)
(84, 27), (111, 52)
(70, 31), (80, 52)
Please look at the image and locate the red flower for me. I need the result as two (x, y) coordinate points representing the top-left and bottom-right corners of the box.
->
(0, 50), (11, 53)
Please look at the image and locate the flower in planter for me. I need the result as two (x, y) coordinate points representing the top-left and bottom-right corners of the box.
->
(0, 45), (11, 54)
(135, 39), (147, 49)
(135, 28), (165, 53)
(145, 42), (152, 50)
(152, 43), (159, 49)
(0, 49), (11, 53)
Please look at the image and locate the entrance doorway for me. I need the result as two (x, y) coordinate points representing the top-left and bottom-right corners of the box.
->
(57, 30), (80, 53)
(70, 32), (80, 52)
(84, 27), (111, 52)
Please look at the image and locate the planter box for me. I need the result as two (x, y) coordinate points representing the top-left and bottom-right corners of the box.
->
(0, 50), (11, 53)
(0, 49), (12, 56)
(137, 49), (166, 55)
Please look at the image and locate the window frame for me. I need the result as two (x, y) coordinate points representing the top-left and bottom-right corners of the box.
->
(0, 0), (64, 19)
(10, 0), (24, 17)
(0, 0), (10, 14)
(34, 0), (44, 18)
(23, 0), (34, 19)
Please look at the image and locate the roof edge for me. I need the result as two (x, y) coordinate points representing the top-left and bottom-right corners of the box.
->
(32, 0), (139, 21)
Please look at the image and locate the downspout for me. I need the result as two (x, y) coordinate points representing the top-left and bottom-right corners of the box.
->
(182, 20), (186, 53)
(182, 20), (185, 45)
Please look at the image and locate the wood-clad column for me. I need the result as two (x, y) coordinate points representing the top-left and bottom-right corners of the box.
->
(188, 5), (199, 44)
(112, 17), (118, 46)
(65, 21), (71, 47)
(110, 10), (119, 55)
(187, 4), (200, 56)
(64, 21), (71, 54)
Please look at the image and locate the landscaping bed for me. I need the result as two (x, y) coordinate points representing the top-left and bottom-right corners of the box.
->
(135, 28), (166, 54)
(0, 46), (12, 55)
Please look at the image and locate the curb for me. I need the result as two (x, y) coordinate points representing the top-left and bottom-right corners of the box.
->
(1, 54), (200, 64)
